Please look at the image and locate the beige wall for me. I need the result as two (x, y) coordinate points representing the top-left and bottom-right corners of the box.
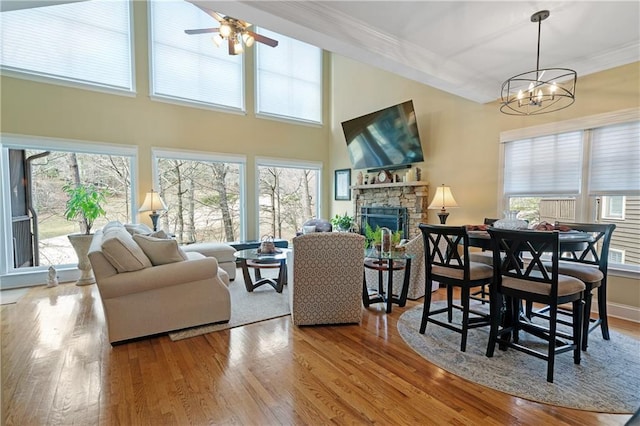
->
(0, 0), (331, 239)
(329, 56), (639, 309)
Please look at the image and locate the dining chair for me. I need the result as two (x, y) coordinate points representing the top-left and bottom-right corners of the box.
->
(526, 222), (616, 351)
(486, 228), (585, 383)
(468, 218), (499, 304)
(419, 224), (493, 352)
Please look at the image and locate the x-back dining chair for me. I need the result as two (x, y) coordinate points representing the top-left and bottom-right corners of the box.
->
(468, 218), (499, 304)
(486, 228), (585, 383)
(419, 224), (493, 352)
(526, 222), (616, 350)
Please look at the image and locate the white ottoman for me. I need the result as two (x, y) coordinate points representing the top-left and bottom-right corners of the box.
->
(181, 242), (237, 280)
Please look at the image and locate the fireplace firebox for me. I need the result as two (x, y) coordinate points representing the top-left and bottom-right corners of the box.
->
(360, 207), (409, 239)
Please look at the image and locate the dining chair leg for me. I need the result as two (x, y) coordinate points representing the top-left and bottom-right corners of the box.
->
(460, 287), (471, 352)
(546, 304), (559, 383)
(511, 297), (521, 344)
(419, 280), (434, 334)
(582, 287), (594, 351)
(486, 292), (500, 358)
(597, 283), (610, 340)
(573, 298), (583, 364)
(447, 285), (454, 323)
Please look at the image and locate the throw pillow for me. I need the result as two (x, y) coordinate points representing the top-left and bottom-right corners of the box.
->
(101, 228), (152, 273)
(149, 229), (168, 239)
(133, 234), (188, 266)
(124, 223), (154, 236)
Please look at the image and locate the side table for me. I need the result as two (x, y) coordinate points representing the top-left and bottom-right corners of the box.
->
(234, 248), (289, 293)
(362, 249), (413, 313)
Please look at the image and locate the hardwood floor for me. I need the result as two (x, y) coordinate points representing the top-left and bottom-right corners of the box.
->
(2, 281), (637, 425)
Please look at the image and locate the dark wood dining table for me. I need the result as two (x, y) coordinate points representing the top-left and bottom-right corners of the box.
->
(467, 229), (594, 252)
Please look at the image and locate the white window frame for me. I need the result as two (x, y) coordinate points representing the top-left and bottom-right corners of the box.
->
(498, 107), (640, 277)
(255, 29), (323, 126)
(609, 248), (625, 264)
(152, 148), (247, 241)
(147, 0), (245, 113)
(0, 0), (136, 96)
(601, 196), (626, 220)
(0, 133), (138, 288)
(254, 157), (322, 236)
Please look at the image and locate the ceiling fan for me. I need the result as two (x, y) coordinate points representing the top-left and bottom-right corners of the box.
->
(184, 2), (278, 55)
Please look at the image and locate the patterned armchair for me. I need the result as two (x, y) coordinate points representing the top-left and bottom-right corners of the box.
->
(288, 232), (365, 326)
(364, 234), (437, 300)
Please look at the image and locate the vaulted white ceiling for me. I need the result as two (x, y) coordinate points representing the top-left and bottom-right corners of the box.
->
(197, 1), (640, 104)
(4, 1), (638, 104)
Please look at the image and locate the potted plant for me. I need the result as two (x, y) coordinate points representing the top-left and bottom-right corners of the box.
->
(63, 183), (108, 286)
(331, 212), (354, 232)
(364, 223), (403, 251)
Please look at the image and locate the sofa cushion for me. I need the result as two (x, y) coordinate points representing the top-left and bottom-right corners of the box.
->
(103, 221), (124, 232)
(133, 234), (188, 266)
(181, 242), (237, 263)
(101, 228), (152, 273)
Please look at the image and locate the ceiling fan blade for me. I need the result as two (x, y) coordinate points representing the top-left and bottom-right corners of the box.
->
(184, 28), (220, 35)
(189, 1), (225, 22)
(248, 31), (278, 48)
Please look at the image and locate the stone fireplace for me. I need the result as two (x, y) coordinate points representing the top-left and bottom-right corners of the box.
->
(352, 181), (429, 238)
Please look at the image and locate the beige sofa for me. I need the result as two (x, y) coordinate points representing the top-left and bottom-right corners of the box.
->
(88, 222), (231, 344)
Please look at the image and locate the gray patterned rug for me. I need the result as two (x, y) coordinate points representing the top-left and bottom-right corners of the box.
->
(398, 301), (640, 413)
(169, 278), (290, 341)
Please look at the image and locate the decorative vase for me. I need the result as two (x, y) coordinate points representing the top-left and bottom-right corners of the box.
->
(68, 234), (96, 286)
(493, 210), (528, 230)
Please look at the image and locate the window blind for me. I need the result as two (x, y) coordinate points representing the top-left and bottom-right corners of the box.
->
(0, 0), (133, 91)
(503, 132), (583, 196)
(589, 121), (640, 195)
(149, 0), (243, 110)
(256, 28), (322, 123)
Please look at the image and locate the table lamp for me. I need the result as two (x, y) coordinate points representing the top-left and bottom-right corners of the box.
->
(138, 189), (167, 231)
(428, 184), (459, 224)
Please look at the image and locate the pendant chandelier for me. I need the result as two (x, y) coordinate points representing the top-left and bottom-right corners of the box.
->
(500, 10), (577, 116)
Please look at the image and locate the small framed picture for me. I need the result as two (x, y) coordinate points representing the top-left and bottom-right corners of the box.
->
(334, 169), (351, 201)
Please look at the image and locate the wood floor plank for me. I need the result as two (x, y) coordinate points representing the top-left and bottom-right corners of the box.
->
(1, 281), (637, 425)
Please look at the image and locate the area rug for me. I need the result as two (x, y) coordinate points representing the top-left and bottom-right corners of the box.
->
(397, 301), (640, 413)
(0, 288), (29, 305)
(169, 280), (290, 340)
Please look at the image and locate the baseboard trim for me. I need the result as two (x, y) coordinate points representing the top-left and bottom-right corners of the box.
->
(593, 301), (640, 323)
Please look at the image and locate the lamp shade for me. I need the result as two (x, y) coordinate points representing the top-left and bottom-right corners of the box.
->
(138, 190), (167, 213)
(428, 185), (459, 210)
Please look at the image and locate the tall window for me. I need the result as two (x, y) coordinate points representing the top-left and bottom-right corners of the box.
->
(501, 116), (640, 269)
(255, 29), (322, 124)
(1, 137), (136, 272)
(154, 150), (245, 244)
(256, 158), (321, 242)
(0, 0), (133, 92)
(149, 0), (244, 111)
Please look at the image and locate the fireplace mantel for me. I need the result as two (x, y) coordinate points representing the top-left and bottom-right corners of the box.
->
(351, 180), (428, 190)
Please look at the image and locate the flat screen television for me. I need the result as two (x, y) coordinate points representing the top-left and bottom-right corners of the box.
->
(341, 100), (424, 171)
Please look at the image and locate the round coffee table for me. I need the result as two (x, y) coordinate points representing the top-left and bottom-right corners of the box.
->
(234, 248), (289, 293)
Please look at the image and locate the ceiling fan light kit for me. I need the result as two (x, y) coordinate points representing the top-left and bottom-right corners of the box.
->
(500, 10), (577, 116)
(185, 3), (278, 55)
